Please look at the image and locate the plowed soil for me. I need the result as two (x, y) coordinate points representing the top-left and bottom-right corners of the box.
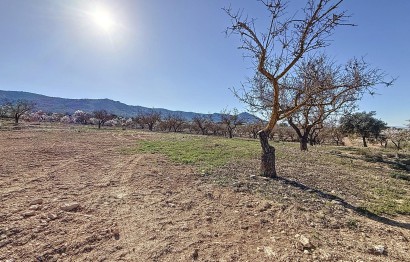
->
(0, 127), (409, 261)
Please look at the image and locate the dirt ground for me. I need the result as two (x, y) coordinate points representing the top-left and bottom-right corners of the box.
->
(0, 127), (409, 261)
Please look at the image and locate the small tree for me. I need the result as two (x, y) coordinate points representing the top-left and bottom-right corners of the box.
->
(207, 117), (225, 136)
(192, 115), (212, 135)
(242, 120), (265, 139)
(382, 128), (409, 150)
(220, 108), (244, 138)
(0, 102), (8, 118)
(73, 110), (90, 125)
(60, 115), (73, 124)
(138, 110), (161, 131)
(339, 111), (387, 147)
(162, 113), (186, 132)
(93, 110), (114, 129)
(1, 99), (36, 124)
(133, 114), (145, 129)
(323, 117), (344, 146)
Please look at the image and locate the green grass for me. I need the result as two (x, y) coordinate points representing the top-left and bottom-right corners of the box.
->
(130, 134), (261, 171)
(124, 131), (410, 216)
(365, 185), (410, 215)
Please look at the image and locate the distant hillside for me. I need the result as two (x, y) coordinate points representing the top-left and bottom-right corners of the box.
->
(0, 90), (260, 123)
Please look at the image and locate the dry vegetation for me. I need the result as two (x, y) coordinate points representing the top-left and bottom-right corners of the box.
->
(0, 124), (409, 261)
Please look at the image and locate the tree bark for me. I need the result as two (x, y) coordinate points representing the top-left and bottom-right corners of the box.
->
(288, 118), (309, 151)
(228, 128), (233, 138)
(362, 136), (368, 147)
(300, 135), (308, 151)
(259, 130), (277, 178)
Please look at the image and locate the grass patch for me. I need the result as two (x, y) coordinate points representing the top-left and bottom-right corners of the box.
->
(365, 186), (410, 215)
(124, 131), (410, 216)
(131, 134), (261, 171)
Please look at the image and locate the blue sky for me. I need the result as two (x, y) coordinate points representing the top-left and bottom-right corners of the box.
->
(0, 0), (408, 126)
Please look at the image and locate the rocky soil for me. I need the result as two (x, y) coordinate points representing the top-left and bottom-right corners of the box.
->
(0, 127), (409, 261)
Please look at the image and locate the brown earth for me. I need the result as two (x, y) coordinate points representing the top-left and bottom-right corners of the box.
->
(0, 127), (409, 261)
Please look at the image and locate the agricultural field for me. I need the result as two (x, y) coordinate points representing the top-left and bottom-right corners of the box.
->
(0, 124), (409, 261)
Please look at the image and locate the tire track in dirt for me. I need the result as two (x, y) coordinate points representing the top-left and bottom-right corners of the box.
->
(111, 154), (144, 201)
(2, 128), (409, 261)
(106, 154), (146, 257)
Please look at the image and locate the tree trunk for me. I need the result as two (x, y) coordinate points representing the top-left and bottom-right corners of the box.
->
(14, 113), (19, 124)
(300, 136), (308, 151)
(98, 121), (102, 129)
(259, 130), (277, 178)
(288, 118), (308, 151)
(252, 130), (258, 139)
(228, 129), (233, 138)
(362, 136), (367, 147)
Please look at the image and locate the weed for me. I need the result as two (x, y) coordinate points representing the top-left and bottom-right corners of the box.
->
(346, 219), (359, 230)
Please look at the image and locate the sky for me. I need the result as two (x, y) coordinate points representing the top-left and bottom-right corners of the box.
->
(0, 0), (408, 126)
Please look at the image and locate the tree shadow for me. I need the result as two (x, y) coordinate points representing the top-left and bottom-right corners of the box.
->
(334, 151), (410, 172)
(275, 176), (410, 230)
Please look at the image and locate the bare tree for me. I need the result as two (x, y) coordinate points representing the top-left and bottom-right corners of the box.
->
(220, 108), (244, 138)
(133, 113), (145, 129)
(93, 110), (114, 129)
(225, 0), (391, 177)
(285, 55), (381, 150)
(192, 115), (212, 135)
(139, 110), (161, 131)
(272, 122), (294, 142)
(322, 117), (344, 146)
(162, 113), (186, 132)
(207, 116), (225, 136)
(382, 128), (409, 150)
(242, 120), (265, 139)
(1, 99), (36, 124)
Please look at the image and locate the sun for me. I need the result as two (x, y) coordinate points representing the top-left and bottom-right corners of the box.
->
(90, 6), (116, 33)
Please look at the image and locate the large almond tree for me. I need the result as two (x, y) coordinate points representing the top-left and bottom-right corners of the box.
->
(225, 0), (385, 177)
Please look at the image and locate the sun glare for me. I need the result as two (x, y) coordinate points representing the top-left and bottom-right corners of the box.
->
(90, 6), (116, 33)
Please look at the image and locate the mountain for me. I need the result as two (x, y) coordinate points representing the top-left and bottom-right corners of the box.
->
(0, 90), (261, 123)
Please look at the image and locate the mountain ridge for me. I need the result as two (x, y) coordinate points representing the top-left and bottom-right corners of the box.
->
(0, 90), (260, 122)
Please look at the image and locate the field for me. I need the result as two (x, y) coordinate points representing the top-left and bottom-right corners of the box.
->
(0, 125), (409, 261)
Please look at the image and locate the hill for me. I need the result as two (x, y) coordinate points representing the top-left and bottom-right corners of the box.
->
(0, 90), (260, 122)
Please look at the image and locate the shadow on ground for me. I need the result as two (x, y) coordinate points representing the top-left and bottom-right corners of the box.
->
(333, 151), (410, 173)
(276, 176), (410, 230)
